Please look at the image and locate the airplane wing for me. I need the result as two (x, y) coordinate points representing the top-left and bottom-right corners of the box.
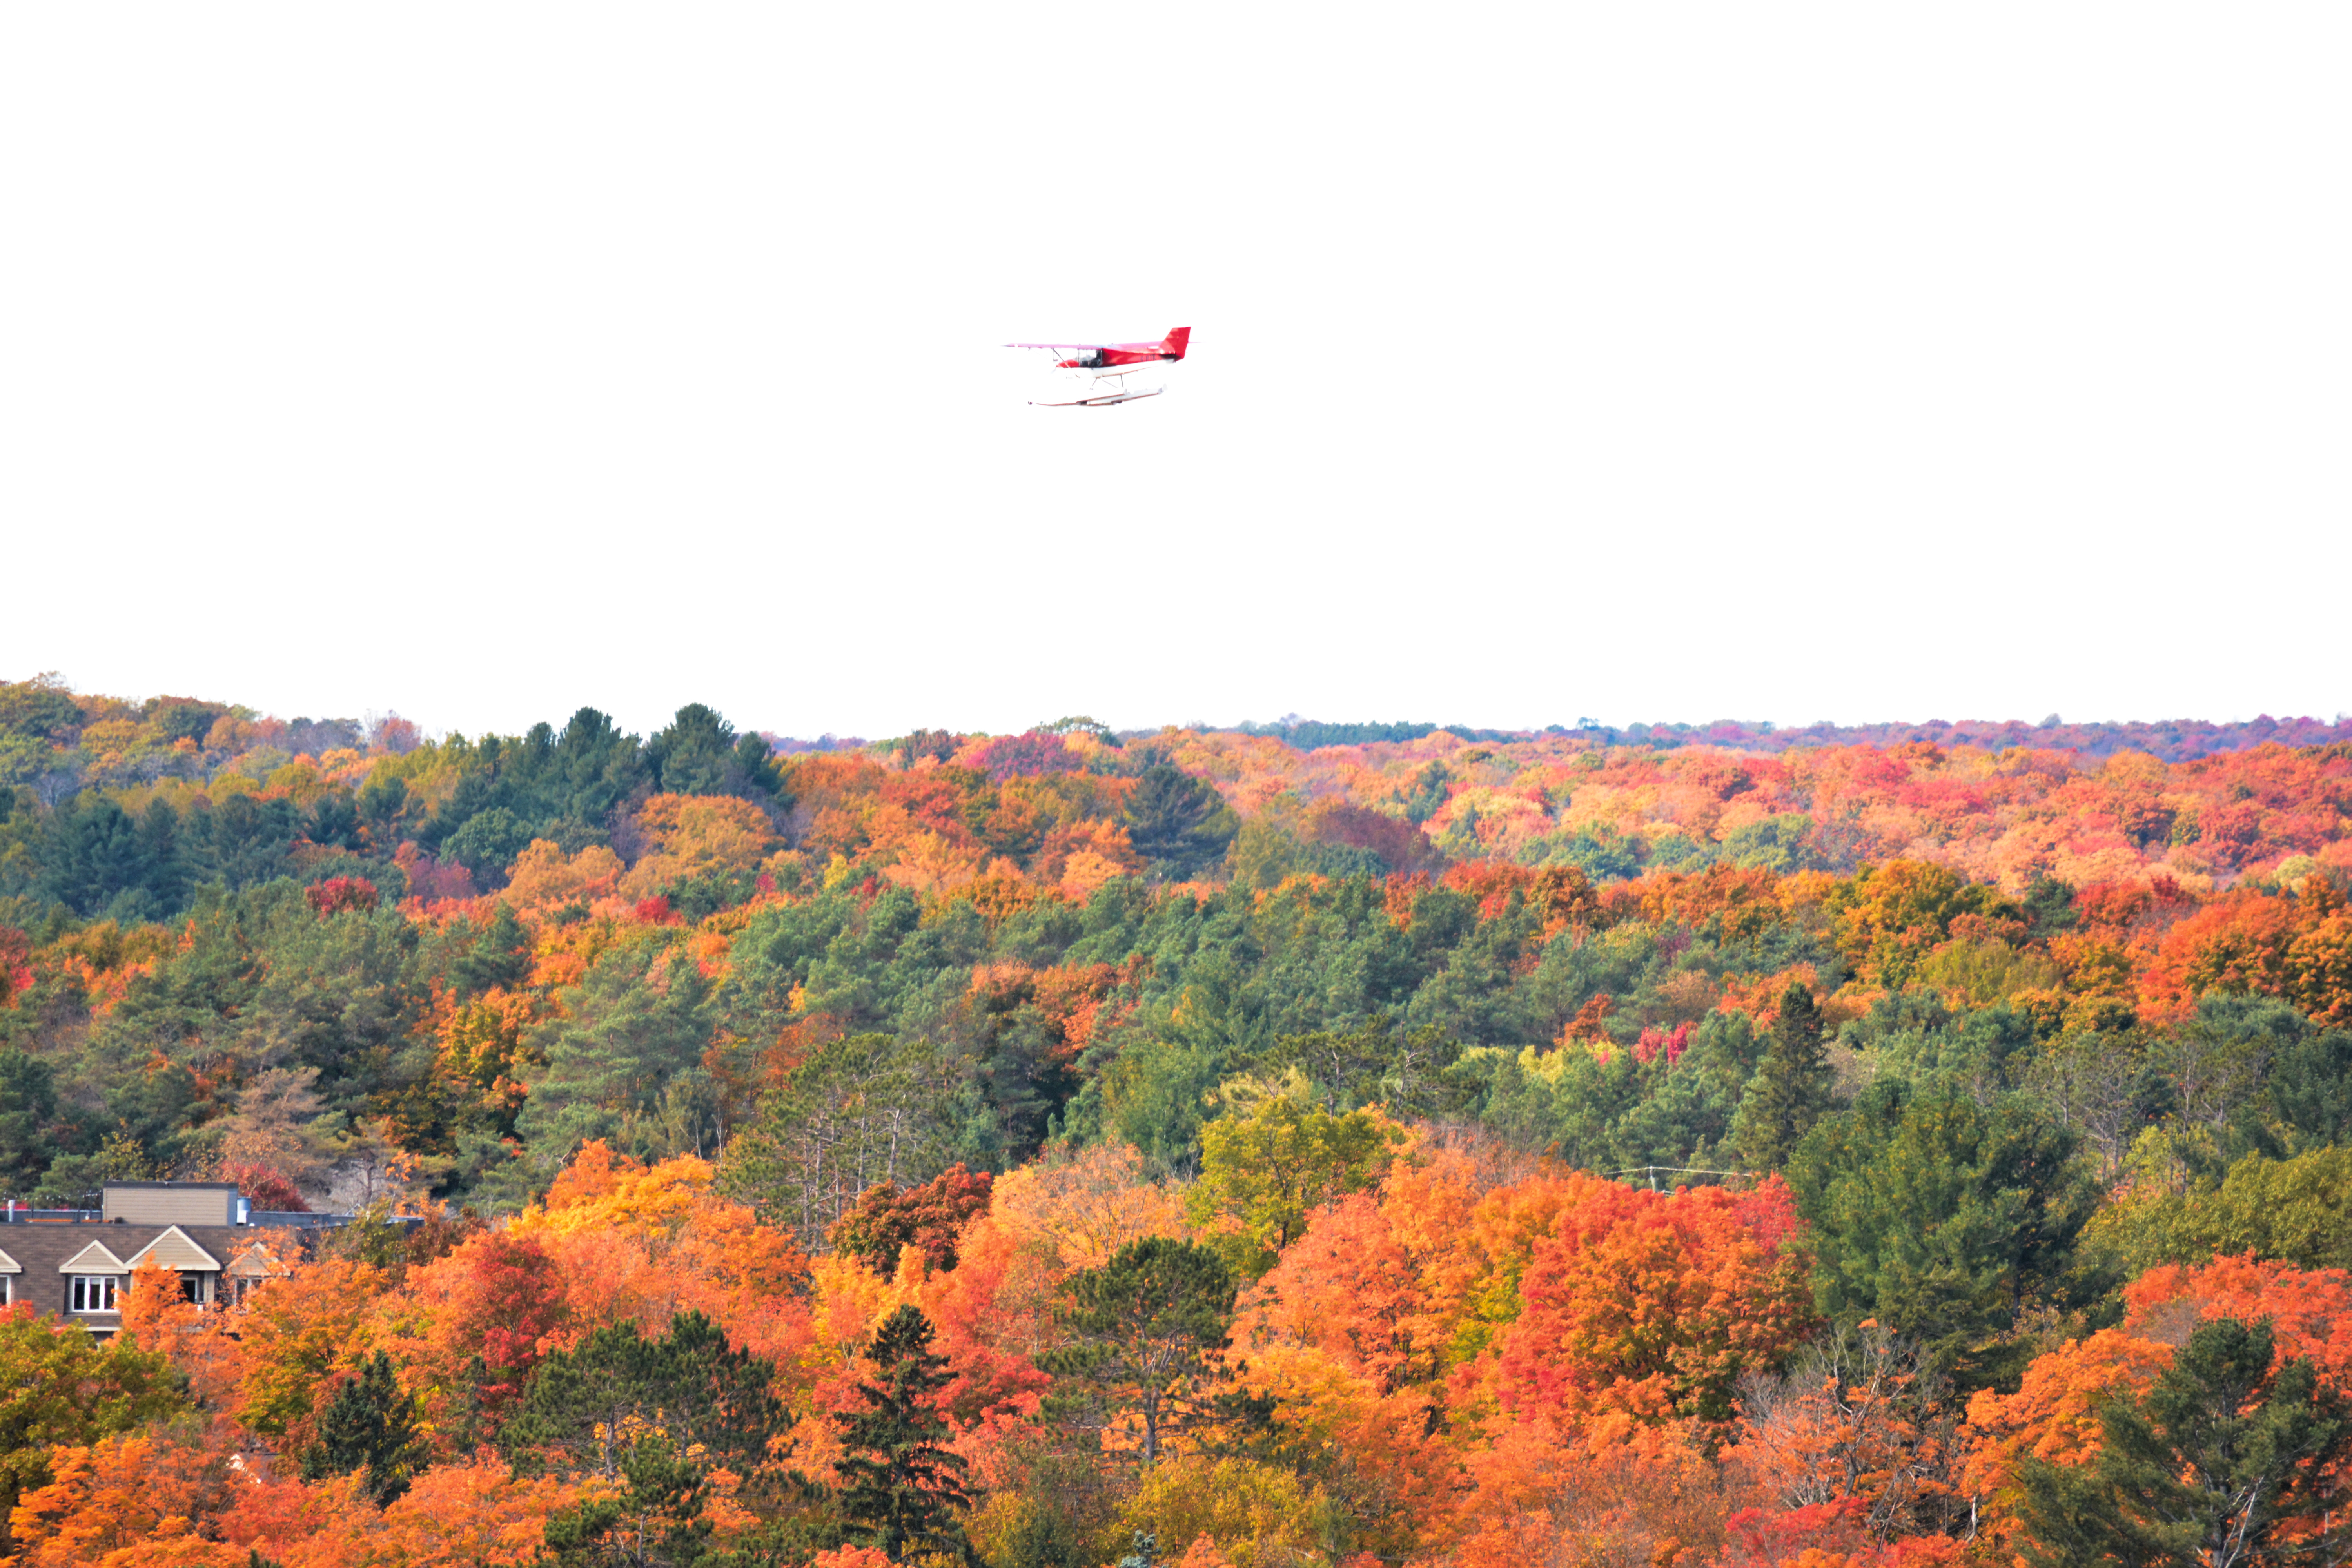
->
(1005, 341), (1106, 351)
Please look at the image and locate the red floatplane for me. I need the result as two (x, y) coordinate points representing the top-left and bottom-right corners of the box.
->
(1006, 326), (1190, 406)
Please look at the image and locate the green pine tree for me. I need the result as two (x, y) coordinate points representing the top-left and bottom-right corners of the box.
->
(542, 1434), (713, 1568)
(39, 795), (148, 917)
(835, 1304), (971, 1563)
(506, 1310), (792, 1564)
(1731, 980), (1835, 1171)
(1041, 1238), (1236, 1466)
(135, 797), (188, 912)
(643, 703), (786, 802)
(452, 902), (534, 996)
(2016, 1316), (2352, 1567)
(1788, 1079), (2101, 1387)
(514, 944), (717, 1165)
(503, 1308), (787, 1479)
(1122, 765), (1237, 879)
(0, 1050), (60, 1195)
(448, 1352), (494, 1454)
(300, 1350), (427, 1504)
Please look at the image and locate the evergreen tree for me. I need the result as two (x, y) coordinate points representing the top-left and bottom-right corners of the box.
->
(502, 1309), (786, 1483)
(506, 1310), (791, 1564)
(1251, 1021), (1465, 1120)
(2021, 874), (2078, 939)
(1731, 979), (1835, 1171)
(646, 704), (786, 803)
(717, 1031), (956, 1250)
(135, 797), (188, 913)
(731, 732), (786, 800)
(2266, 1020), (2352, 1153)
(200, 792), (300, 889)
(542, 1435), (713, 1568)
(1788, 1079), (2101, 1387)
(305, 789), (364, 852)
(356, 769), (411, 844)
(448, 1352), (495, 1455)
(39, 794), (147, 916)
(301, 1350), (428, 1504)
(835, 1304), (971, 1563)
(1042, 1238), (1236, 1465)
(1122, 765), (1237, 879)
(550, 706), (651, 824)
(216, 882), (421, 1119)
(0, 1049), (60, 1194)
(451, 902), (534, 996)
(441, 806), (531, 882)
(410, 709), (655, 872)
(647, 703), (738, 796)
(2016, 1317), (2352, 1568)
(515, 944), (717, 1165)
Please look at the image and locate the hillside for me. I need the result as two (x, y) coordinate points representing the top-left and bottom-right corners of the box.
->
(4, 673), (2352, 1566)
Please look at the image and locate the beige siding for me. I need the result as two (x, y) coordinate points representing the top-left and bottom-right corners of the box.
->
(57, 1240), (128, 1274)
(125, 1228), (223, 1271)
(103, 1187), (236, 1227)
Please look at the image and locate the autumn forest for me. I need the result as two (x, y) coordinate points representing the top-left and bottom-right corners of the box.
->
(5, 673), (2352, 1568)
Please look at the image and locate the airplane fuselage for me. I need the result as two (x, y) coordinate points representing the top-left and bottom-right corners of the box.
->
(1055, 347), (1181, 371)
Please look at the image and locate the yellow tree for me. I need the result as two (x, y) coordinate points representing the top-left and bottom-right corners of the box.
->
(1184, 1080), (1403, 1279)
(619, 795), (780, 899)
(234, 1260), (389, 1443)
(0, 1306), (191, 1559)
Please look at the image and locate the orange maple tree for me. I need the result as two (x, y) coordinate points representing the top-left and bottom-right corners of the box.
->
(1479, 1174), (1816, 1426)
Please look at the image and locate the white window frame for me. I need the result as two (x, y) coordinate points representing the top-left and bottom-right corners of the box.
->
(70, 1275), (118, 1312)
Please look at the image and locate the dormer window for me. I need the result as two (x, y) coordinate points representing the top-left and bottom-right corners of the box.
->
(58, 1241), (129, 1313)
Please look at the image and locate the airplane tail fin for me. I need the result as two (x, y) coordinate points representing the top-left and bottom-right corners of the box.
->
(1161, 326), (1191, 359)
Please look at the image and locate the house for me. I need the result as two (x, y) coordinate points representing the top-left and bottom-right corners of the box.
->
(0, 1181), (323, 1335)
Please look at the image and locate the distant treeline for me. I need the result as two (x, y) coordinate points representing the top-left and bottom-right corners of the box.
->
(1215, 713), (2351, 762)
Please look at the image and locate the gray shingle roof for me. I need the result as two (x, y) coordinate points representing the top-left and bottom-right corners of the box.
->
(0, 1222), (314, 1328)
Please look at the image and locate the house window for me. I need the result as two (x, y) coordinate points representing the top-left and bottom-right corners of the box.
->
(70, 1275), (118, 1312)
(1, 1279), (10, 1306)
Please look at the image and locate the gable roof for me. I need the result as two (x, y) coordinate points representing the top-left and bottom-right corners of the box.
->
(57, 1240), (128, 1274)
(0, 1249), (18, 1275)
(225, 1241), (289, 1277)
(0, 1224), (322, 1318)
(124, 1227), (222, 1272)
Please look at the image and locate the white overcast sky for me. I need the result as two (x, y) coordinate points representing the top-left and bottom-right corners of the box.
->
(3, 5), (2346, 741)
